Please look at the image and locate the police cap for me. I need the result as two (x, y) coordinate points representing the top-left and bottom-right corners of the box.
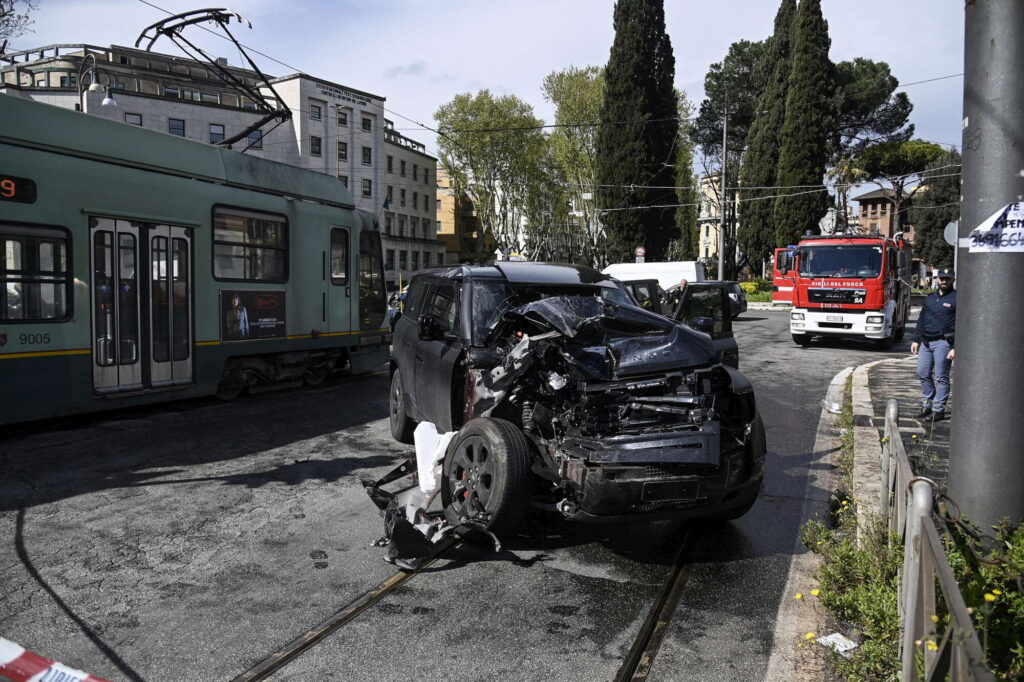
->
(936, 267), (955, 279)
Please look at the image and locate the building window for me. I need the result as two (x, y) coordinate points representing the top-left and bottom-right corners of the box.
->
(413, 192), (419, 210)
(413, 164), (419, 181)
(242, 99), (256, 110)
(362, 117), (372, 131)
(423, 194), (430, 211)
(164, 86), (180, 98)
(212, 207), (288, 282)
(338, 141), (348, 161)
(330, 228), (348, 286)
(399, 250), (407, 270)
(400, 189), (406, 207)
(124, 113), (142, 126)
(247, 129), (263, 149)
(168, 118), (185, 137)
(361, 146), (372, 165)
(385, 214), (393, 235)
(35, 77), (46, 87)
(437, 199), (442, 210)
(387, 155), (393, 173)
(411, 217), (419, 239)
(311, 135), (322, 156)
(183, 89), (200, 101)
(339, 175), (348, 188)
(424, 168), (429, 185)
(1, 227), (71, 321)
(209, 124), (225, 143)
(400, 160), (406, 177)
(399, 215), (406, 237)
(385, 249), (395, 270)
(59, 75), (77, 88)
(387, 186), (394, 203)
(412, 251), (419, 270)
(200, 92), (219, 104)
(362, 178), (372, 197)
(310, 103), (322, 120)
(338, 111), (348, 126)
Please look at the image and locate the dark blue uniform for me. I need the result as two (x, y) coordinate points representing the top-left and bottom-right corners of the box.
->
(915, 288), (956, 416)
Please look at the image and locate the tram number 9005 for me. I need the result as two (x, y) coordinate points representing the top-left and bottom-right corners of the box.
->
(20, 333), (51, 345)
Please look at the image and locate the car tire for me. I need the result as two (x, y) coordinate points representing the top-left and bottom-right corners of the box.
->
(792, 333), (811, 347)
(441, 417), (533, 538)
(389, 368), (416, 444)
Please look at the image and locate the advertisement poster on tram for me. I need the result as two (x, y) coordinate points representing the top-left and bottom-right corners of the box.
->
(220, 290), (286, 341)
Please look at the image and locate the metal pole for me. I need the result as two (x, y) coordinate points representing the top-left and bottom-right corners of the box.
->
(948, 0), (1024, 528)
(718, 103), (727, 281)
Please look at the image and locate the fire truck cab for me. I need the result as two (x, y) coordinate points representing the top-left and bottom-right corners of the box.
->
(785, 233), (911, 348)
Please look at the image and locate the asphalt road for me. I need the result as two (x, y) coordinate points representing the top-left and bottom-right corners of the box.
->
(0, 311), (913, 681)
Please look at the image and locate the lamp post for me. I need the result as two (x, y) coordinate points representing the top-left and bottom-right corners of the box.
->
(77, 53), (117, 113)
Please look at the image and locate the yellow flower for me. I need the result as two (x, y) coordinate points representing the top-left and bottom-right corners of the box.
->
(993, 589), (1003, 595)
(795, 593), (804, 600)
(911, 434), (918, 439)
(926, 641), (938, 652)
(984, 593), (997, 603)
(931, 614), (940, 623)
(811, 589), (820, 597)
(805, 632), (816, 640)
(841, 500), (849, 506)
(797, 643), (804, 648)
(880, 437), (889, 442)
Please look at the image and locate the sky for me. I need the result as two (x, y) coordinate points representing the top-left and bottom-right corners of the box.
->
(11, 0), (966, 161)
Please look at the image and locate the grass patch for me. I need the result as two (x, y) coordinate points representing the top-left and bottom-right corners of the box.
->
(803, 373), (1024, 680)
(746, 291), (772, 303)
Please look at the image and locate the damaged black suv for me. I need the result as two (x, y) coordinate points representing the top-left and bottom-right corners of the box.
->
(389, 262), (765, 535)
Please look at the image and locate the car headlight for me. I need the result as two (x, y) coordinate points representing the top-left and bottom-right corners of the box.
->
(866, 315), (884, 323)
(791, 312), (804, 320)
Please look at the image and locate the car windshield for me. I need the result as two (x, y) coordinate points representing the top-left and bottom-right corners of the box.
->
(798, 245), (883, 279)
(471, 281), (632, 345)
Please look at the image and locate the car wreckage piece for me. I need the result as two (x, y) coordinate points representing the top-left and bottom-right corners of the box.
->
(369, 293), (765, 560)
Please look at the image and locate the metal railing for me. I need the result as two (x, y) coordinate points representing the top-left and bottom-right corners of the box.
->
(880, 399), (994, 681)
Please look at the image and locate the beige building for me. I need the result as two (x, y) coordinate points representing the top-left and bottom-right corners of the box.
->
(0, 43), (444, 288)
(434, 169), (490, 264)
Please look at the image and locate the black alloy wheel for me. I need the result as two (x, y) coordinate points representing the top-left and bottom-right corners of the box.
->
(389, 368), (416, 444)
(441, 418), (532, 537)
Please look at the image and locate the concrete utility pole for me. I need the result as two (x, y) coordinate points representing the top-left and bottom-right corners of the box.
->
(948, 0), (1024, 529)
(718, 104), (728, 281)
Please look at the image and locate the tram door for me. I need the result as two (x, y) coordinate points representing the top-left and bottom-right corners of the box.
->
(327, 226), (353, 332)
(90, 218), (193, 392)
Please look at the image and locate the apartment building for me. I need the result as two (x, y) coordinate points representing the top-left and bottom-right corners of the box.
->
(0, 43), (443, 287)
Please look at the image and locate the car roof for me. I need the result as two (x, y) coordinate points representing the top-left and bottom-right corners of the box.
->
(493, 261), (619, 287)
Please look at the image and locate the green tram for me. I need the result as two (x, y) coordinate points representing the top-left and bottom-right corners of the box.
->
(0, 94), (389, 425)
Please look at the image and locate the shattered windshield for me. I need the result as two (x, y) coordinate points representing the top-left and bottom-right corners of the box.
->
(471, 281), (634, 345)
(798, 245), (883, 279)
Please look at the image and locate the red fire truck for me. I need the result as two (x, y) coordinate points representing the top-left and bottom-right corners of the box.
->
(779, 233), (911, 348)
(771, 246), (797, 305)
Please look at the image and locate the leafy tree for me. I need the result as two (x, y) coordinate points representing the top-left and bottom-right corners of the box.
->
(825, 155), (867, 232)
(773, 0), (835, 245)
(0, 0), (36, 42)
(595, 0), (678, 262)
(671, 90), (698, 259)
(691, 39), (768, 158)
(909, 149), (960, 267)
(856, 139), (946, 233)
(434, 90), (550, 260)
(738, 0), (795, 268)
(834, 58), (914, 159)
(542, 65), (606, 266)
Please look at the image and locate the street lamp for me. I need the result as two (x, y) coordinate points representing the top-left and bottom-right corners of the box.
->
(77, 53), (117, 112)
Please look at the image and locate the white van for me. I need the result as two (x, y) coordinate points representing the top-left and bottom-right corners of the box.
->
(602, 261), (707, 290)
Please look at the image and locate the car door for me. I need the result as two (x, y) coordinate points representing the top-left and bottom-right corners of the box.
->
(675, 283), (739, 368)
(394, 277), (430, 418)
(413, 280), (463, 431)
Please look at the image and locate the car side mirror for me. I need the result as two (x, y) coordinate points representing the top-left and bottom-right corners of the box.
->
(690, 316), (715, 334)
(418, 314), (440, 341)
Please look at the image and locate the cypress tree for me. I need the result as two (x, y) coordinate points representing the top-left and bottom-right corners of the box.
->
(596, 0), (678, 261)
(738, 0), (795, 268)
(773, 0), (835, 245)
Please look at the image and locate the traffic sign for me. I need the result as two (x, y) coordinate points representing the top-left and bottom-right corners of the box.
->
(634, 246), (646, 257)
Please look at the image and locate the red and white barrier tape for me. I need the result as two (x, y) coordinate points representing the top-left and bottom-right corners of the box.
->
(0, 637), (110, 682)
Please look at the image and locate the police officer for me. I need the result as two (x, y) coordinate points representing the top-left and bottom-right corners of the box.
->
(911, 267), (956, 421)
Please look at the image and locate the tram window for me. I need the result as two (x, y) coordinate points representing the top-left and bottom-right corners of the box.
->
(330, 228), (349, 286)
(213, 207), (288, 283)
(358, 230), (386, 331)
(1, 227), (70, 322)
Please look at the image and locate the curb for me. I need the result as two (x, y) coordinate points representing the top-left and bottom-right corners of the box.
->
(765, 365), (852, 681)
(850, 358), (904, 544)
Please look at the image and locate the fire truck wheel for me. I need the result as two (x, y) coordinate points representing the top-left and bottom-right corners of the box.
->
(792, 333), (811, 347)
(894, 316), (906, 341)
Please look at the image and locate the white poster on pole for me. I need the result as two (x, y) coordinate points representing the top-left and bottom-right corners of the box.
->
(962, 202), (1024, 252)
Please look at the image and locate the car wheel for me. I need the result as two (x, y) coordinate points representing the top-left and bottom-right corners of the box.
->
(792, 333), (811, 347)
(441, 418), (533, 538)
(389, 368), (416, 444)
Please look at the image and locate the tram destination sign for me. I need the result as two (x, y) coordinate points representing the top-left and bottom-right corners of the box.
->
(220, 290), (287, 341)
(0, 173), (37, 204)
